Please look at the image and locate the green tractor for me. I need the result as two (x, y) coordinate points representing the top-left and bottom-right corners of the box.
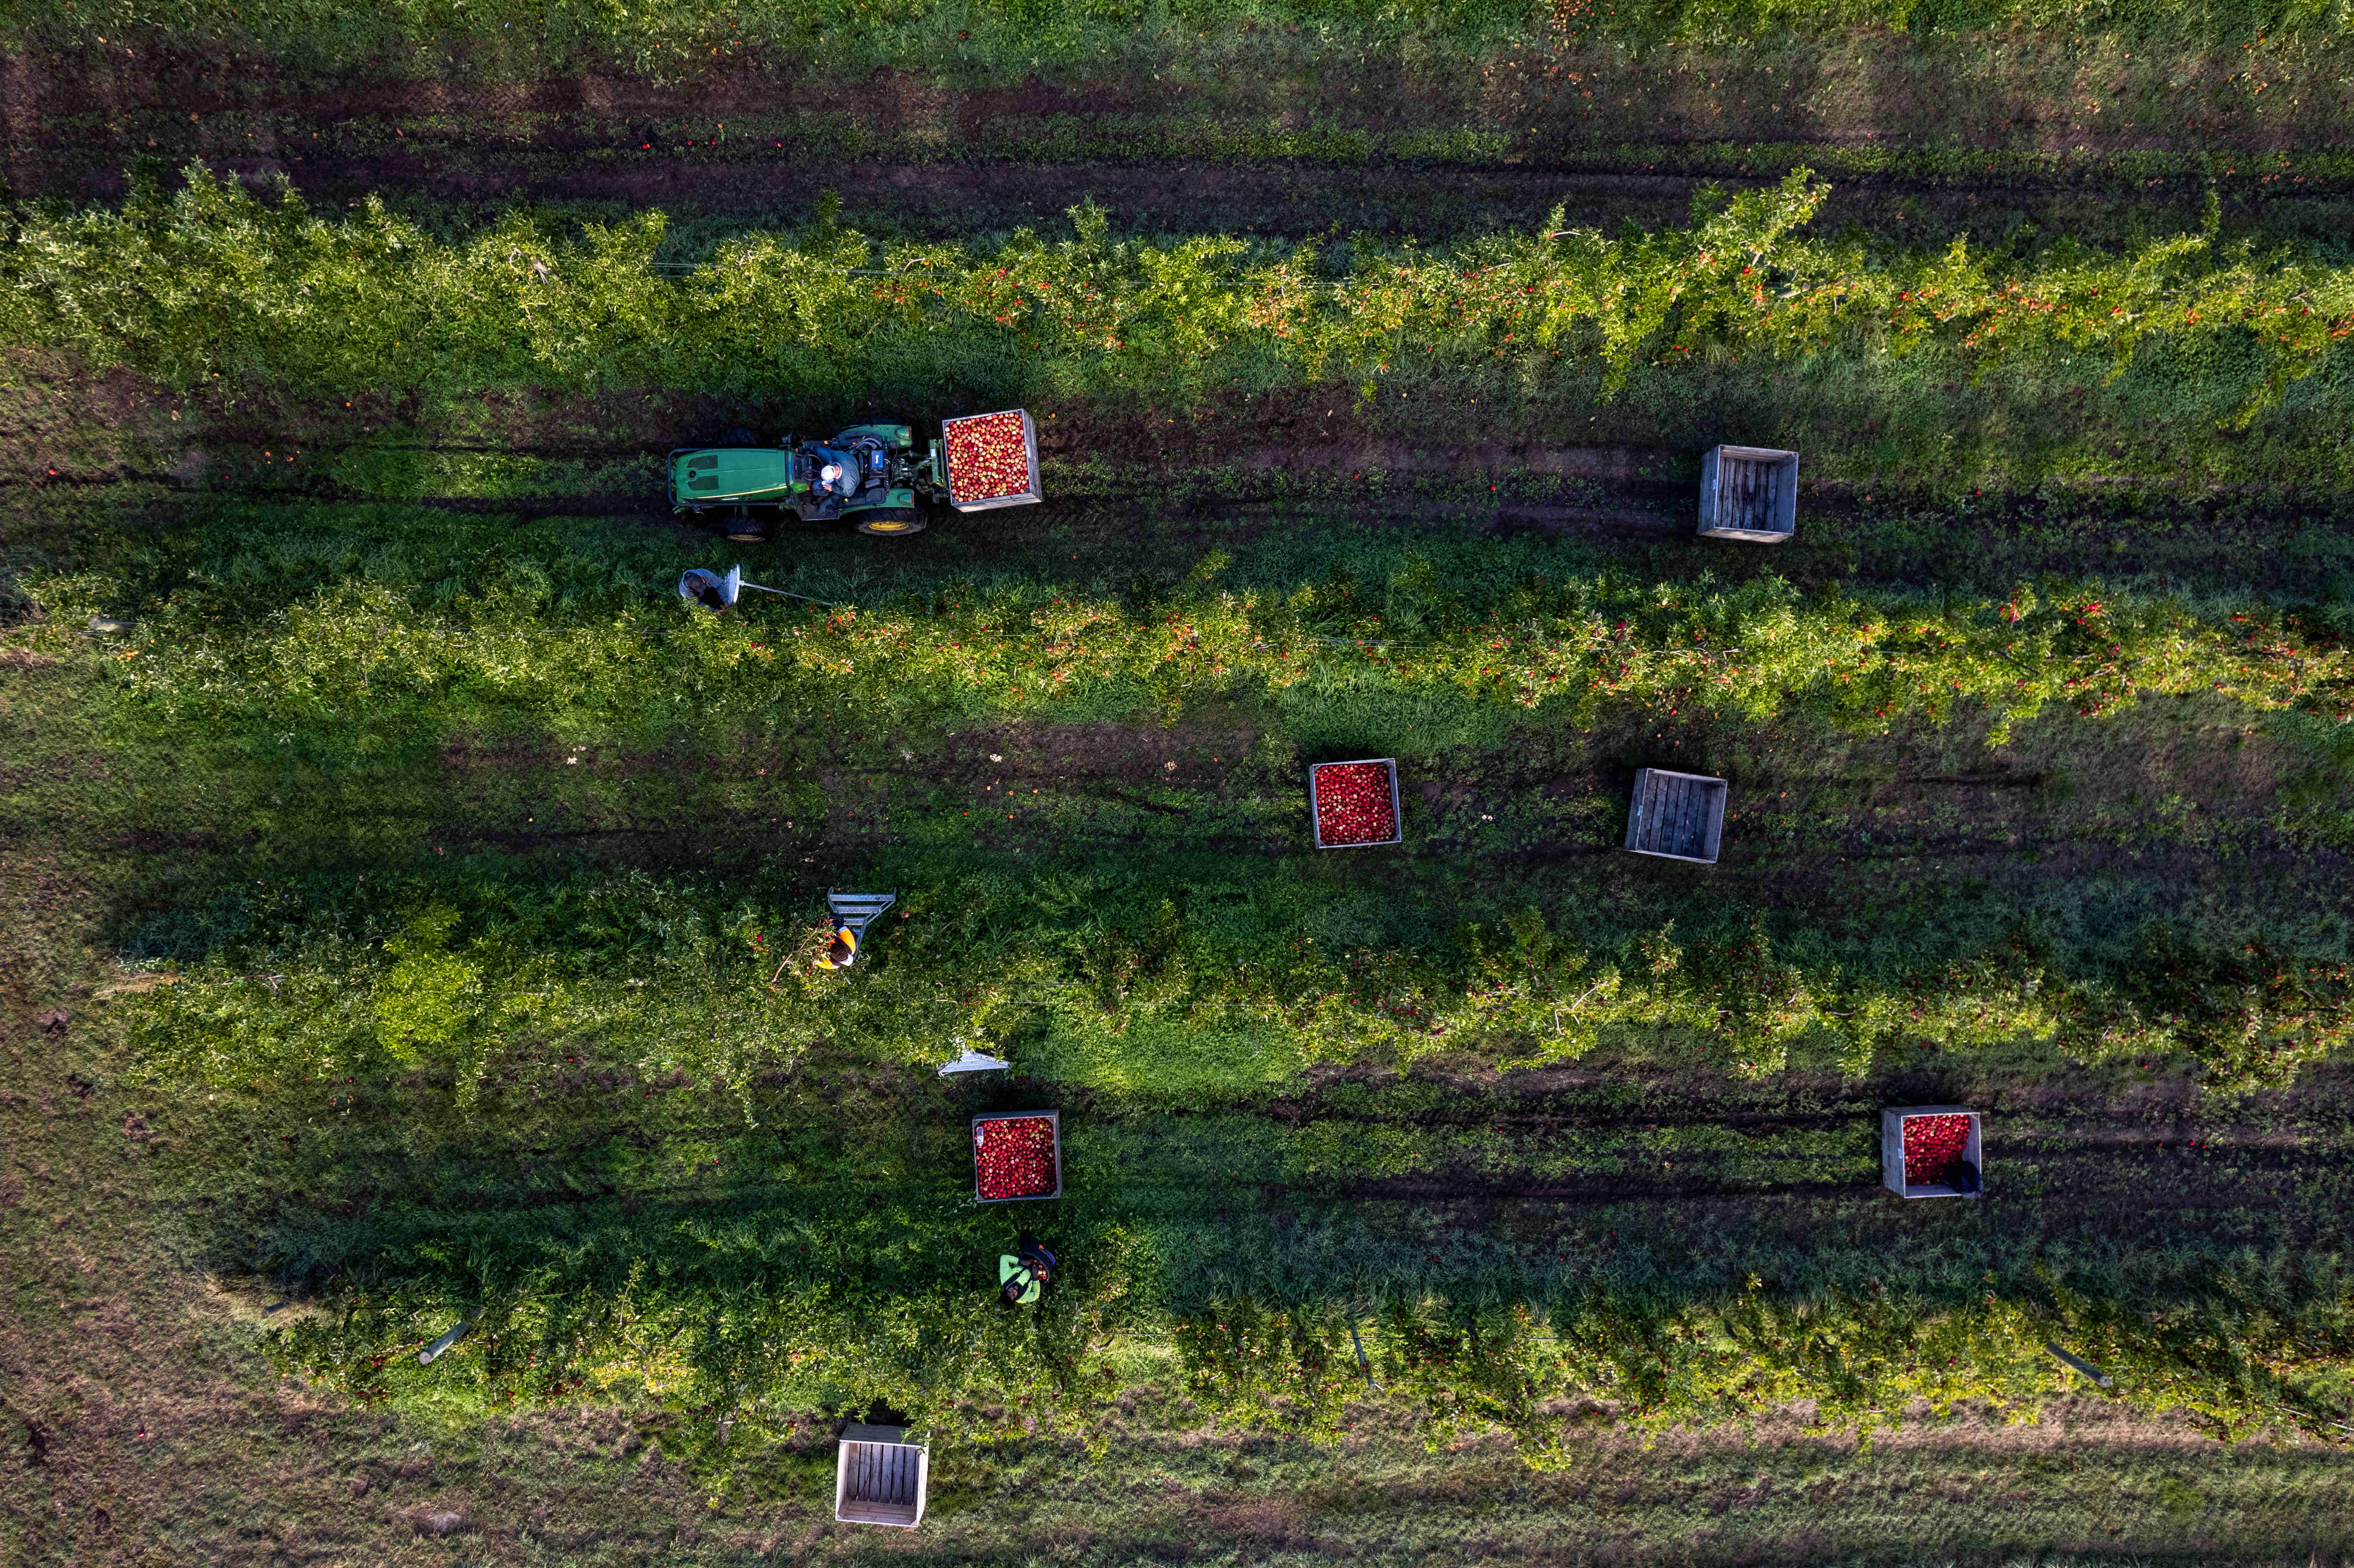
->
(670, 411), (1040, 541)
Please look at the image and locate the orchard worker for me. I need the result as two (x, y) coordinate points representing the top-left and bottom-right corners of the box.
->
(998, 1233), (1057, 1306)
(676, 567), (733, 613)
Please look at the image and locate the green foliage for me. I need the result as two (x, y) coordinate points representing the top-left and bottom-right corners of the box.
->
(271, 1241), (1136, 1461)
(1172, 1262), (2354, 1459)
(25, 504), (2354, 754)
(133, 872), (945, 1117)
(24, 426), (2354, 1493)
(7, 167), (2352, 437)
(375, 906), (480, 1065)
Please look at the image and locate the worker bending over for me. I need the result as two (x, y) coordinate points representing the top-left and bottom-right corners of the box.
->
(998, 1234), (1057, 1306)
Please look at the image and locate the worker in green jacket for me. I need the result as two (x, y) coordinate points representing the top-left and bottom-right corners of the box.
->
(998, 1234), (1057, 1306)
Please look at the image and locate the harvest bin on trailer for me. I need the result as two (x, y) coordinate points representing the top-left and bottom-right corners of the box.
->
(1624, 768), (1727, 864)
(835, 1423), (928, 1528)
(1310, 758), (1404, 849)
(938, 409), (1043, 513)
(1698, 445), (1799, 542)
(1881, 1106), (1984, 1200)
(972, 1109), (1062, 1203)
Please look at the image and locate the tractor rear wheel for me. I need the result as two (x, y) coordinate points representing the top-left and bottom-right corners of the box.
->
(854, 507), (926, 538)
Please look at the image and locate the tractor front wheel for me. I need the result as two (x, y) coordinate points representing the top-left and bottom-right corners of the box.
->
(854, 507), (927, 538)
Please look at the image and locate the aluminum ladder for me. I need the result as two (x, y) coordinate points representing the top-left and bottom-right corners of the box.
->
(825, 890), (897, 968)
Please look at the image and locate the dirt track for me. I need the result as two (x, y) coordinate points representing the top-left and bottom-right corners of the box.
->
(6, 43), (2352, 245)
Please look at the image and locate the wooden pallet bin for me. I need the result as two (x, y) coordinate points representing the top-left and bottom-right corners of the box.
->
(1698, 445), (1799, 542)
(1623, 768), (1728, 864)
(1880, 1106), (1984, 1200)
(835, 1423), (929, 1528)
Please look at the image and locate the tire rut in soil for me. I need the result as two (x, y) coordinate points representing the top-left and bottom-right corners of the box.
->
(31, 148), (2331, 245)
(11, 44), (2350, 233)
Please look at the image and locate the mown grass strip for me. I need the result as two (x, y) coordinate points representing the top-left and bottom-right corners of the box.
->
(272, 109), (2354, 194)
(17, 0), (2354, 76)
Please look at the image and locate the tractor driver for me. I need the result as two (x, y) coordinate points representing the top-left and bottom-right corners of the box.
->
(808, 446), (860, 499)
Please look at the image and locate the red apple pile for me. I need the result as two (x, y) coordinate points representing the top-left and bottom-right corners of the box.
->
(975, 1115), (1057, 1199)
(1903, 1113), (1973, 1186)
(1314, 762), (1397, 846)
(943, 411), (1031, 503)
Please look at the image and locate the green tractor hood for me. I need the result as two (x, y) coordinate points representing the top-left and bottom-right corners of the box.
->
(671, 448), (800, 505)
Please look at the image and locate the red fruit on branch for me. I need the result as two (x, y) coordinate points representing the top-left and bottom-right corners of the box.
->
(1314, 762), (1397, 846)
(943, 411), (1032, 503)
(975, 1115), (1058, 1199)
(1903, 1113), (1973, 1186)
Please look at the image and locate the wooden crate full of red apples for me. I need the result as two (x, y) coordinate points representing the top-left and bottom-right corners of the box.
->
(1881, 1105), (1983, 1199)
(972, 1110), (1062, 1203)
(938, 409), (1043, 512)
(1310, 759), (1402, 849)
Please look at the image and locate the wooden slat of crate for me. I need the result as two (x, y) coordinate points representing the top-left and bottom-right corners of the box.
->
(1650, 770), (1700, 856)
(1720, 456), (1778, 533)
(1660, 774), (1698, 856)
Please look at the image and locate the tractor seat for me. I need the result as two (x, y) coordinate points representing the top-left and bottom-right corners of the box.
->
(842, 450), (887, 495)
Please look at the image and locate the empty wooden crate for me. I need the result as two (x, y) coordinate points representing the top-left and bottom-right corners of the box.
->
(1698, 445), (1798, 542)
(835, 1424), (928, 1528)
(1624, 768), (1728, 864)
